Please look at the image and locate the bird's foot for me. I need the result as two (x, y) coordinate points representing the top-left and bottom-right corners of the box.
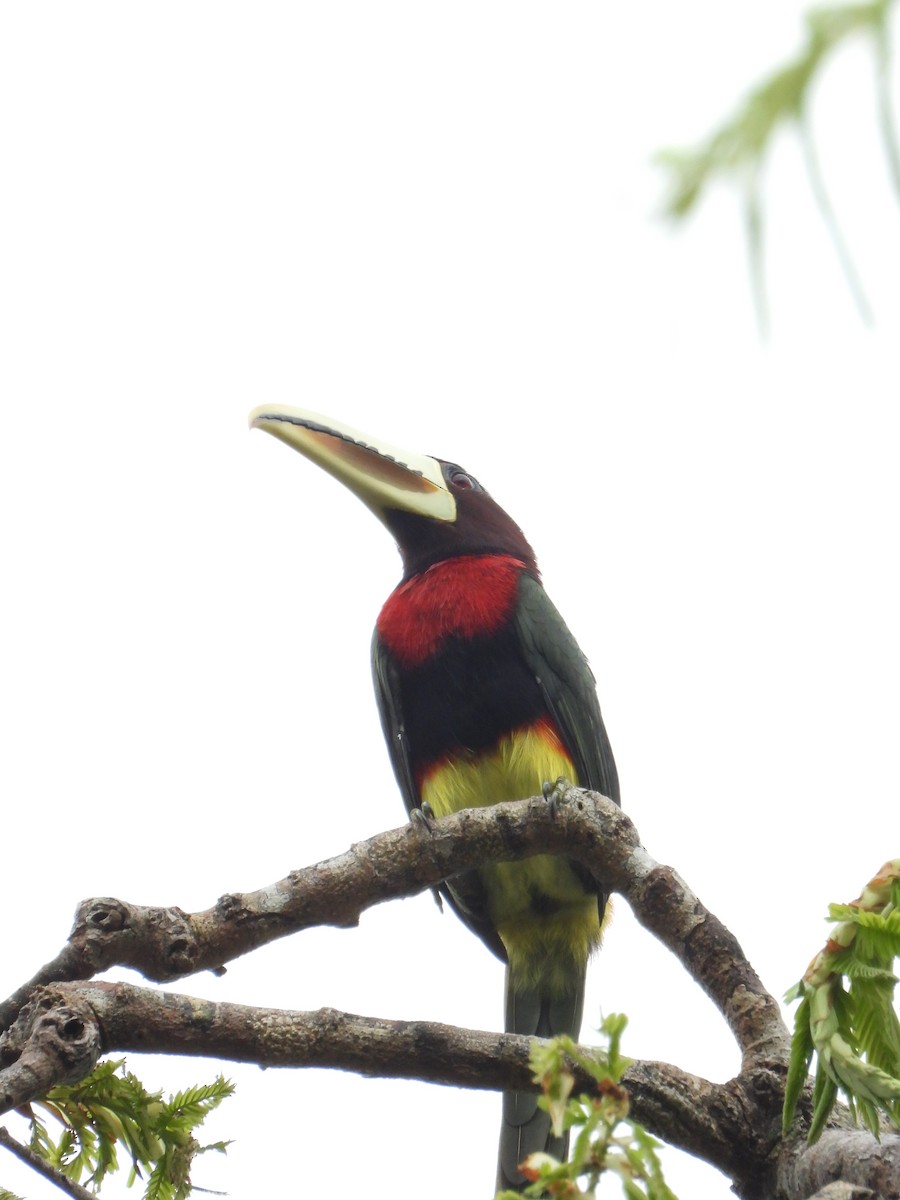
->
(409, 804), (444, 912)
(410, 801), (437, 831)
(542, 776), (574, 817)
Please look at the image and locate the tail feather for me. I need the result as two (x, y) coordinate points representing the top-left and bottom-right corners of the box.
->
(496, 969), (585, 1193)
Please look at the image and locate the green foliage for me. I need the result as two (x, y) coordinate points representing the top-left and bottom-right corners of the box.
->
(0, 1190), (24, 1200)
(495, 1014), (678, 1200)
(657, 0), (900, 328)
(783, 859), (900, 1142)
(22, 1058), (233, 1198)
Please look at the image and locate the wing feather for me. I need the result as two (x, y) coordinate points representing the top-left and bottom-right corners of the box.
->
(371, 628), (507, 960)
(512, 573), (619, 806)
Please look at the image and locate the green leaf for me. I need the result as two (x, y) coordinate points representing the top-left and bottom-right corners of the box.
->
(853, 977), (900, 1074)
(808, 1068), (838, 1142)
(503, 1014), (678, 1199)
(783, 994), (815, 1133)
(656, 0), (898, 327)
(24, 1059), (234, 1199)
(784, 860), (900, 1142)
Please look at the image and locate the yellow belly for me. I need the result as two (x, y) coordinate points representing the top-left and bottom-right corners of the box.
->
(420, 724), (604, 992)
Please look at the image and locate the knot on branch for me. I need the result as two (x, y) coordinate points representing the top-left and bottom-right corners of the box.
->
(0, 989), (102, 1111)
(216, 892), (244, 920)
(779, 1129), (900, 1200)
(71, 897), (198, 981)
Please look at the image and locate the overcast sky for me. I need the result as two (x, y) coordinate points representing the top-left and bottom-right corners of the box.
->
(2, 3), (898, 1198)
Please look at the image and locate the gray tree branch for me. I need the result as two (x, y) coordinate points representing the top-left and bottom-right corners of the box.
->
(0, 1126), (99, 1200)
(0, 790), (896, 1198)
(0, 789), (786, 1069)
(0, 979), (772, 1187)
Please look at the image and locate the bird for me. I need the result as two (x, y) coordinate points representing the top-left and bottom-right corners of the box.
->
(250, 405), (620, 1193)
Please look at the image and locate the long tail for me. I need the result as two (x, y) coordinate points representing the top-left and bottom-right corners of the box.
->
(496, 968), (586, 1193)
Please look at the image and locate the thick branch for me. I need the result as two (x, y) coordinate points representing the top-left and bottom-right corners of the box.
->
(0, 790), (788, 1075)
(778, 1129), (900, 1200)
(9, 793), (892, 1197)
(0, 991), (100, 1113)
(0, 982), (896, 1199)
(0, 981), (740, 1176)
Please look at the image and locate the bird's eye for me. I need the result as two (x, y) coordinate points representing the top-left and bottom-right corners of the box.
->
(449, 469), (475, 491)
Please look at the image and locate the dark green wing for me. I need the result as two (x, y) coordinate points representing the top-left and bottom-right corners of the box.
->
(499, 576), (618, 1189)
(512, 571), (620, 806)
(371, 628), (507, 960)
(371, 628), (419, 819)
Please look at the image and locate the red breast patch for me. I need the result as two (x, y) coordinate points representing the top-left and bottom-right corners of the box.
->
(377, 554), (526, 668)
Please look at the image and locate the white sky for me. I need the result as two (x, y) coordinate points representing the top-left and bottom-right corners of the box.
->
(2, 4), (898, 1198)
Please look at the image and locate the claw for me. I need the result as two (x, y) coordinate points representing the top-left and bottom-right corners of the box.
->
(541, 776), (573, 817)
(410, 801), (436, 831)
(408, 804), (443, 912)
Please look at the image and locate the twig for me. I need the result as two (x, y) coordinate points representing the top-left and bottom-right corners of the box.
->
(0, 1125), (96, 1200)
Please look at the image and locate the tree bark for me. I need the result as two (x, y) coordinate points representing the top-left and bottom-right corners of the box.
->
(0, 790), (896, 1199)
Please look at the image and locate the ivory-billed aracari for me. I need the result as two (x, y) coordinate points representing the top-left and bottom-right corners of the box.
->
(249, 406), (620, 1193)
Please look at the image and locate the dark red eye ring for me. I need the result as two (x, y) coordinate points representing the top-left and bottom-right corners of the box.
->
(449, 469), (476, 491)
